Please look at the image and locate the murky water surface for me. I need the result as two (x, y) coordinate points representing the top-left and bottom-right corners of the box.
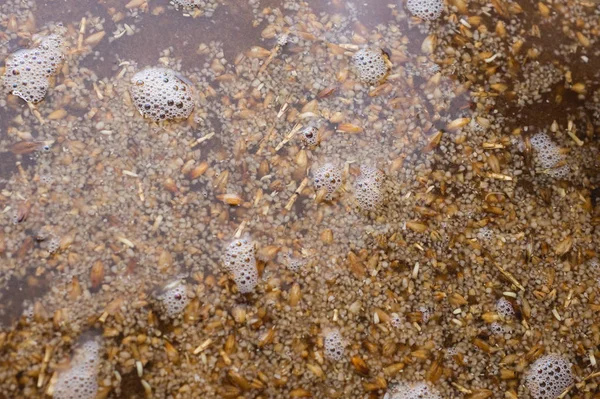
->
(0, 0), (599, 398)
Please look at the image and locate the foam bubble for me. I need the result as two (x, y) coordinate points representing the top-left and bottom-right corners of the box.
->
(129, 67), (195, 122)
(172, 0), (201, 7)
(406, 0), (444, 20)
(354, 165), (384, 211)
(352, 49), (389, 85)
(477, 226), (493, 241)
(384, 381), (442, 399)
(299, 126), (318, 147)
(282, 251), (305, 272)
(525, 354), (574, 399)
(490, 321), (513, 336)
(496, 297), (515, 319)
(323, 329), (345, 361)
(158, 280), (190, 318)
(418, 306), (432, 323)
(390, 313), (403, 329)
(223, 236), (259, 293)
(530, 133), (570, 179)
(313, 163), (342, 201)
(54, 340), (101, 399)
(4, 34), (64, 103)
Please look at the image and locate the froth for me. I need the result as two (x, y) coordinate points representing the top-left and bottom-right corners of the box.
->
(406, 0), (444, 20)
(354, 165), (384, 211)
(525, 354), (574, 399)
(313, 163), (342, 201)
(158, 280), (190, 318)
(384, 381), (442, 399)
(352, 49), (389, 85)
(223, 236), (259, 293)
(323, 329), (345, 361)
(54, 340), (101, 399)
(129, 67), (195, 122)
(530, 133), (570, 179)
(4, 34), (64, 103)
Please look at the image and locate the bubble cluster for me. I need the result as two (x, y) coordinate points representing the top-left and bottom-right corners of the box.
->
(48, 236), (60, 254)
(530, 133), (570, 179)
(354, 165), (384, 211)
(129, 68), (194, 122)
(299, 126), (318, 147)
(313, 163), (342, 201)
(3, 34), (64, 103)
(282, 252), (305, 272)
(323, 329), (345, 361)
(223, 236), (259, 293)
(418, 306), (432, 323)
(406, 0), (444, 20)
(352, 49), (389, 85)
(384, 381), (442, 399)
(390, 313), (403, 328)
(477, 226), (493, 241)
(54, 340), (101, 399)
(496, 297), (515, 319)
(490, 321), (513, 336)
(172, 0), (201, 7)
(158, 280), (190, 318)
(525, 354), (574, 399)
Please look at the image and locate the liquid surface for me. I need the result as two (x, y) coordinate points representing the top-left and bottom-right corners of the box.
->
(0, 0), (599, 398)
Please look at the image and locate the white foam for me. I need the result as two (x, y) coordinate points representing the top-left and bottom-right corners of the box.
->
(352, 49), (389, 85)
(477, 226), (493, 241)
(390, 313), (403, 329)
(4, 34), (64, 103)
(223, 236), (259, 293)
(158, 280), (190, 318)
(406, 0), (444, 20)
(530, 133), (570, 179)
(525, 354), (574, 399)
(324, 329), (344, 361)
(384, 381), (442, 399)
(129, 67), (194, 122)
(299, 126), (318, 147)
(496, 297), (515, 319)
(54, 340), (101, 399)
(354, 165), (384, 211)
(313, 163), (342, 201)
